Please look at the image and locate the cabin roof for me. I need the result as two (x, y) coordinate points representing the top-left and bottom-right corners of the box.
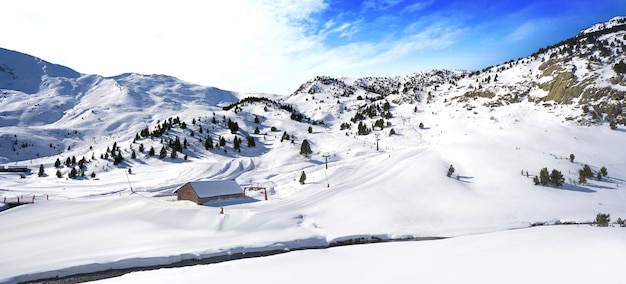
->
(178, 180), (243, 198)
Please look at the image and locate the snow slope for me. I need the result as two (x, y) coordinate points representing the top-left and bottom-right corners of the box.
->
(1, 18), (626, 284)
(93, 226), (626, 284)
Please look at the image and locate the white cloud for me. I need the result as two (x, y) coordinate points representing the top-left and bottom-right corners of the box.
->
(2, 0), (463, 94)
(402, 0), (434, 13)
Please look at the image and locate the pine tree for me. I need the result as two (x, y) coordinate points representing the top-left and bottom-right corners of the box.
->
(581, 164), (593, 179)
(539, 167), (550, 185)
(90, 171), (96, 178)
(308, 126), (313, 133)
(549, 169), (564, 187)
(389, 128), (396, 136)
(54, 158), (61, 168)
(419, 122), (424, 129)
(69, 167), (77, 179)
(56, 170), (62, 178)
(247, 136), (256, 147)
(149, 146), (155, 156)
(578, 170), (587, 185)
(300, 139), (312, 157)
(299, 171), (306, 185)
(254, 127), (260, 134)
(131, 150), (137, 159)
(38, 164), (45, 177)
(139, 143), (144, 153)
(205, 136), (214, 150)
(447, 165), (455, 177)
(600, 166), (608, 177)
(113, 152), (123, 165)
(170, 148), (177, 159)
(595, 213), (610, 227)
(254, 115), (260, 123)
(174, 136), (182, 153)
(569, 153), (575, 163)
(234, 136), (241, 151)
(533, 176), (540, 185)
(159, 147), (167, 159)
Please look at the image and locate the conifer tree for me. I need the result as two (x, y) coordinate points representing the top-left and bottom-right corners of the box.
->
(149, 146), (155, 156)
(595, 213), (610, 227)
(447, 165), (455, 177)
(114, 152), (123, 165)
(159, 147), (167, 159)
(204, 136), (213, 150)
(600, 166), (608, 177)
(300, 139), (312, 157)
(170, 148), (177, 159)
(581, 164), (593, 179)
(569, 154), (575, 163)
(174, 136), (182, 153)
(54, 158), (61, 168)
(69, 167), (77, 179)
(578, 170), (587, 185)
(247, 136), (256, 147)
(308, 126), (313, 133)
(299, 171), (306, 185)
(56, 170), (62, 178)
(234, 136), (241, 151)
(539, 167), (550, 186)
(38, 164), (45, 177)
(549, 169), (564, 187)
(131, 150), (136, 159)
(139, 143), (144, 153)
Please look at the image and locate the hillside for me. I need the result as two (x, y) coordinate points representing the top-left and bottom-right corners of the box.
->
(0, 16), (626, 283)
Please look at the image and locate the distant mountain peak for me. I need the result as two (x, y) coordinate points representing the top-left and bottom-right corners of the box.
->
(579, 16), (626, 35)
(0, 47), (80, 94)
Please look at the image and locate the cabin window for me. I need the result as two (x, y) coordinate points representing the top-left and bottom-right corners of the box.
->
(185, 190), (192, 197)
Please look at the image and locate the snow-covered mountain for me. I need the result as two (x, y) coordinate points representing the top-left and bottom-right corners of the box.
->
(1, 16), (626, 284)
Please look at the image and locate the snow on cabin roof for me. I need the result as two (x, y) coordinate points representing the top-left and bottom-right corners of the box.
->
(184, 180), (243, 198)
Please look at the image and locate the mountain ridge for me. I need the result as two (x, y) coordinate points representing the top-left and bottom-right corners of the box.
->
(1, 16), (625, 169)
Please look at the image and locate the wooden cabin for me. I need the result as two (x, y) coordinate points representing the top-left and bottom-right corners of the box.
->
(174, 180), (244, 204)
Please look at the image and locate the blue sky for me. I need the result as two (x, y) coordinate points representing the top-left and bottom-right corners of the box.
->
(3, 0), (625, 94)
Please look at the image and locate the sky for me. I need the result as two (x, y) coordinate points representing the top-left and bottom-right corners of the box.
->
(3, 0), (625, 95)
